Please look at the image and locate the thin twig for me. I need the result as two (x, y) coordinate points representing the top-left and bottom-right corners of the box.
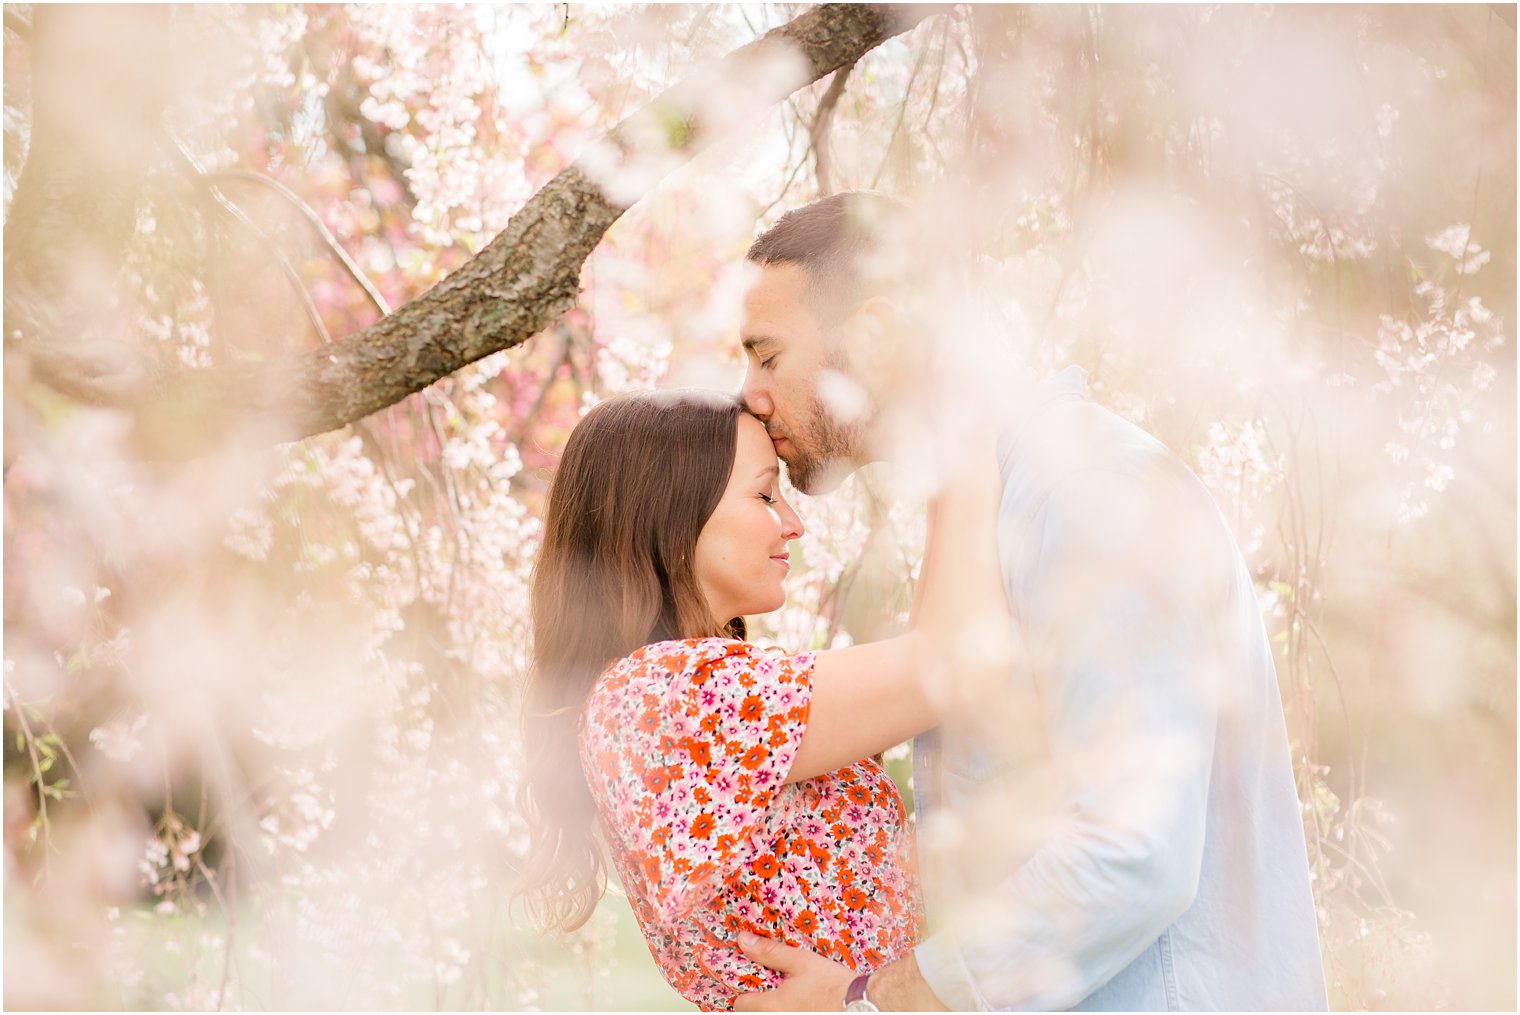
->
(808, 60), (856, 196)
(204, 169), (392, 315)
(871, 44), (928, 191)
(195, 854), (237, 1011)
(507, 325), (574, 449)
(4, 680), (51, 862)
(166, 140), (333, 346)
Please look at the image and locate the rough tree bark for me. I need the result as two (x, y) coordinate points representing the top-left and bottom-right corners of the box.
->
(4, 4), (935, 456)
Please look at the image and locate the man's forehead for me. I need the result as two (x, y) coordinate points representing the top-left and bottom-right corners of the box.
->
(741, 263), (820, 340)
(743, 261), (811, 306)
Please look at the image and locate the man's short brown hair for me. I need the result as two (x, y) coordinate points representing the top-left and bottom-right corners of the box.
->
(745, 192), (908, 324)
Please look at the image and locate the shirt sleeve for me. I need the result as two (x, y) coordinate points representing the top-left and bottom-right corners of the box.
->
(582, 638), (816, 929)
(914, 465), (1231, 1011)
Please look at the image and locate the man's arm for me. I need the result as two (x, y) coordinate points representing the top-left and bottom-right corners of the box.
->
(911, 464), (1230, 1010)
(736, 465), (1232, 1012)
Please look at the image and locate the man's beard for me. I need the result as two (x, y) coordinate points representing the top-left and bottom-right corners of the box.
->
(772, 390), (863, 495)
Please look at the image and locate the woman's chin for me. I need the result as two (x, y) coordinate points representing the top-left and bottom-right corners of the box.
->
(747, 592), (788, 617)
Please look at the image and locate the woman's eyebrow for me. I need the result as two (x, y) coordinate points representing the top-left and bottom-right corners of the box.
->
(754, 465), (780, 480)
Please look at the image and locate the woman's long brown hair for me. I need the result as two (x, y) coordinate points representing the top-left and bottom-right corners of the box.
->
(517, 390), (747, 932)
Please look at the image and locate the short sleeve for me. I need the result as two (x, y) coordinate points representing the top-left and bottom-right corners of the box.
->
(581, 638), (816, 927)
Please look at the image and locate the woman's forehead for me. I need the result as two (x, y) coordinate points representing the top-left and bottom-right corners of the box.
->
(733, 414), (779, 466)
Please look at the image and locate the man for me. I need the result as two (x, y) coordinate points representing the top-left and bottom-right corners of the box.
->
(731, 192), (1327, 1011)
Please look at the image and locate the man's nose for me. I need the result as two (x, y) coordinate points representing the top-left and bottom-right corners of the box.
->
(740, 371), (773, 419)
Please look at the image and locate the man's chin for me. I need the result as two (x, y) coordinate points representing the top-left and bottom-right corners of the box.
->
(786, 456), (856, 496)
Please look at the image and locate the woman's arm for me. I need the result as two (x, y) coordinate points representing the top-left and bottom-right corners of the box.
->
(786, 432), (1011, 783)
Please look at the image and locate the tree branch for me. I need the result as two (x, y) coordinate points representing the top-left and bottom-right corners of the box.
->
(3, 7), (31, 40)
(6, 4), (935, 457)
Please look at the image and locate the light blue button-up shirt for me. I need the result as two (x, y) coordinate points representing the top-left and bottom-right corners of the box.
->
(911, 367), (1327, 1011)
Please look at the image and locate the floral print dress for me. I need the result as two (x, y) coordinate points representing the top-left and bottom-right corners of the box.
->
(580, 637), (921, 1011)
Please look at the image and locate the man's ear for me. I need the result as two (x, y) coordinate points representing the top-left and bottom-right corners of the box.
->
(841, 297), (903, 391)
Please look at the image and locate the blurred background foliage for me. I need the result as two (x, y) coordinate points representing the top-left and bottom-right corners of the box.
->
(2, 4), (1513, 1010)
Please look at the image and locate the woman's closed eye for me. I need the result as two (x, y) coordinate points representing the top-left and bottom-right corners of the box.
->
(759, 492), (778, 505)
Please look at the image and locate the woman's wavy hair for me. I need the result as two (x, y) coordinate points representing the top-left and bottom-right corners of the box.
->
(516, 389), (748, 932)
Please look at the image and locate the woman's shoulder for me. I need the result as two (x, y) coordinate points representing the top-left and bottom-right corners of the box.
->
(586, 637), (814, 729)
(589, 638), (742, 710)
(606, 636), (811, 681)
(606, 636), (751, 681)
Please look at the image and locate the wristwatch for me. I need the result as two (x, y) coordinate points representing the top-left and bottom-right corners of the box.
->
(843, 972), (879, 1012)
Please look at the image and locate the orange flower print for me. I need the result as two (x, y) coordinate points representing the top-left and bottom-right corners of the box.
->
(739, 693), (765, 722)
(579, 638), (918, 1012)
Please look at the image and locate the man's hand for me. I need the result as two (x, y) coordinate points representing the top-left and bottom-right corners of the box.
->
(731, 932), (853, 1012)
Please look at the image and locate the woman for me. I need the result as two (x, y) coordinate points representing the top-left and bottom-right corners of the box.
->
(518, 389), (1005, 1011)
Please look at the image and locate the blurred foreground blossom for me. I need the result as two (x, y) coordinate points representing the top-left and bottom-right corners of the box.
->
(1, 4), (1512, 1012)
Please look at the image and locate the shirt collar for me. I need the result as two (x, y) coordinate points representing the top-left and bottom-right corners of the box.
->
(995, 365), (1088, 477)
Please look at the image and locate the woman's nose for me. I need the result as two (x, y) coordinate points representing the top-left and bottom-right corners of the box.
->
(781, 501), (804, 540)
